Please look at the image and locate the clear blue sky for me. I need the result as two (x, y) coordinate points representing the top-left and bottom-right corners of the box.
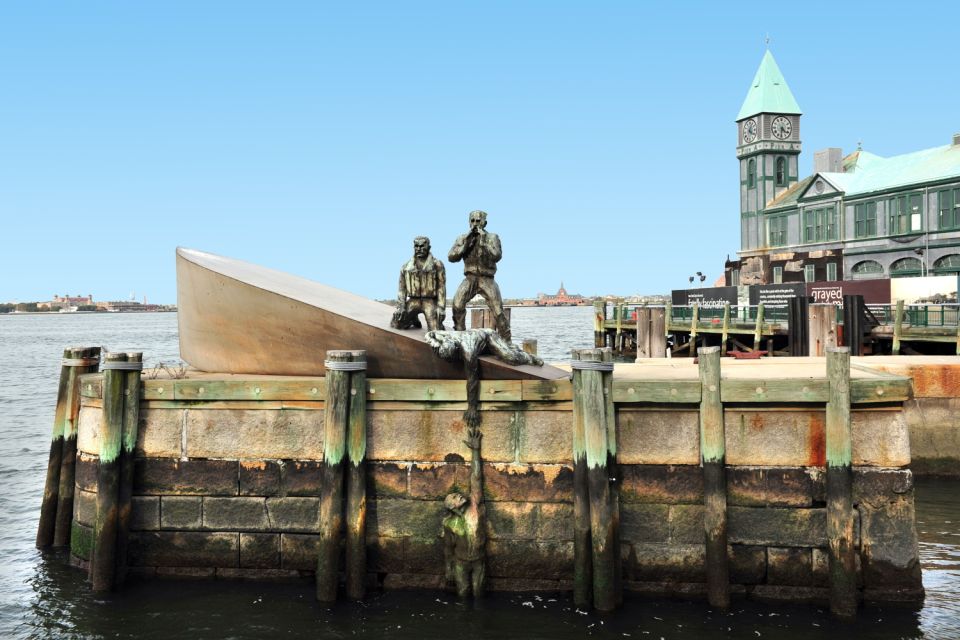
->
(2, 2), (957, 303)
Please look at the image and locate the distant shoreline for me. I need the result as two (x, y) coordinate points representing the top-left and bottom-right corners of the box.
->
(0, 310), (178, 317)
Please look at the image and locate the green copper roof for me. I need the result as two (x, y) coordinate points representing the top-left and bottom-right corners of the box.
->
(737, 51), (802, 121)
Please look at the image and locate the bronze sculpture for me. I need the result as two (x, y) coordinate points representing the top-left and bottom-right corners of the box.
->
(425, 328), (542, 427)
(391, 236), (446, 331)
(448, 211), (510, 341)
(442, 426), (486, 598)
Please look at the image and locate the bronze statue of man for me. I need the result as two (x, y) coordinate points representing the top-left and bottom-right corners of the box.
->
(448, 210), (510, 341)
(391, 236), (446, 331)
(442, 426), (486, 598)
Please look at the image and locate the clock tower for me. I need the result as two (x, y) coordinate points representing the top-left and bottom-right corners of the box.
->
(736, 50), (802, 252)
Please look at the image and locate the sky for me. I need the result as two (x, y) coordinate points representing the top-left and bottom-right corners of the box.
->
(2, 2), (958, 303)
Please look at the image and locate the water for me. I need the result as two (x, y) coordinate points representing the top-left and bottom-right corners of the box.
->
(1, 310), (958, 639)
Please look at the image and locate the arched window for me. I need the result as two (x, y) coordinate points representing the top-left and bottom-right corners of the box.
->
(775, 157), (787, 187)
(851, 260), (884, 280)
(933, 254), (960, 275)
(747, 159), (756, 189)
(890, 257), (923, 278)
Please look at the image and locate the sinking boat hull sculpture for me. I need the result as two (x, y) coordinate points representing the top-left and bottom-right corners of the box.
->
(176, 248), (567, 380)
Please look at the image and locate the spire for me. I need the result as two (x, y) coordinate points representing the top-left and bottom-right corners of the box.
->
(737, 50), (801, 121)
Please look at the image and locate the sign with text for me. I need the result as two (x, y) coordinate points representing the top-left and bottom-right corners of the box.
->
(671, 287), (738, 308)
(749, 283), (806, 309)
(807, 279), (891, 306)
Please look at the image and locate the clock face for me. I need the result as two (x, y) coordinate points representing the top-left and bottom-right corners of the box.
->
(742, 119), (758, 144)
(772, 116), (792, 140)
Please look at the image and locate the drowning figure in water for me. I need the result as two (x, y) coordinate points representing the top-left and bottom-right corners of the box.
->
(442, 426), (486, 599)
(424, 328), (542, 426)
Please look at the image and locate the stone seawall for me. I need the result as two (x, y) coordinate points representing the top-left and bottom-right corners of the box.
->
(70, 361), (923, 603)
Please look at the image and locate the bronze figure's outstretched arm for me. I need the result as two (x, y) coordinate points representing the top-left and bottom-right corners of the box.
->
(465, 427), (483, 507)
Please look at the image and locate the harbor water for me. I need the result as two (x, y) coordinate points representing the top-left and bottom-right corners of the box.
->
(1, 308), (958, 639)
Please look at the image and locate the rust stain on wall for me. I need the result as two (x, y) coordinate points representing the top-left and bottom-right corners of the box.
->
(807, 414), (826, 467)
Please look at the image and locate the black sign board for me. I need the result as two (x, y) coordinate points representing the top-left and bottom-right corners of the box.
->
(749, 283), (807, 309)
(671, 286), (738, 308)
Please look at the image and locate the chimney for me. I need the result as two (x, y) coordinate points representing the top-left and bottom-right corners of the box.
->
(953, 133), (960, 146)
(814, 148), (843, 173)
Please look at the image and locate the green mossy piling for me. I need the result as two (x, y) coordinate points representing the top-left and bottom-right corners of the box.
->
(570, 350), (592, 609)
(698, 346), (730, 609)
(115, 352), (143, 586)
(345, 350), (368, 601)
(36, 348), (73, 549)
(91, 352), (128, 591)
(826, 347), (857, 618)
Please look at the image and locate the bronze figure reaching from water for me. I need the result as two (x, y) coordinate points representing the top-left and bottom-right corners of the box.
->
(442, 426), (486, 598)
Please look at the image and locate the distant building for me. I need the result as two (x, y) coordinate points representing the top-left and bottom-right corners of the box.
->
(725, 51), (960, 286)
(537, 283), (587, 306)
(48, 294), (94, 310)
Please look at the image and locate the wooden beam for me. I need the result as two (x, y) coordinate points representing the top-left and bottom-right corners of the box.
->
(826, 347), (857, 618)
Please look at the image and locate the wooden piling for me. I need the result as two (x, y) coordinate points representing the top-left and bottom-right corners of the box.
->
(809, 304), (838, 356)
(54, 347), (101, 547)
(600, 348), (622, 605)
(689, 303), (700, 355)
(892, 300), (904, 355)
(636, 307), (651, 360)
(36, 348), (74, 549)
(650, 307), (666, 358)
(521, 339), (538, 356)
(573, 349), (616, 611)
(593, 301), (606, 348)
(570, 350), (592, 609)
(826, 347), (857, 618)
(317, 350), (352, 602)
(698, 346), (729, 608)
(115, 352), (143, 585)
(752, 304), (764, 352)
(345, 350), (368, 601)
(615, 302), (624, 354)
(91, 352), (128, 592)
(789, 296), (810, 356)
(720, 304), (730, 356)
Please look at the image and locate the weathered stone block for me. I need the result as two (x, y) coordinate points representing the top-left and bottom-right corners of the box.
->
(76, 406), (101, 456)
(367, 410), (514, 463)
(280, 533), (318, 570)
(858, 498), (922, 588)
(726, 466), (815, 507)
(370, 499), (442, 539)
(538, 503), (574, 541)
(619, 464), (703, 504)
(367, 535), (404, 573)
(852, 410), (911, 467)
(239, 460), (281, 496)
(518, 411), (572, 463)
(75, 453), (98, 492)
(403, 537), (445, 574)
(161, 496), (202, 529)
(486, 540), (573, 580)
(811, 547), (829, 587)
(725, 410), (826, 467)
(485, 501), (538, 540)
(71, 521), (93, 560)
(240, 533), (280, 568)
(266, 497), (320, 532)
(622, 543), (704, 582)
(617, 410), (699, 465)
(767, 547), (812, 586)
(185, 409), (324, 459)
(668, 504), (704, 544)
(368, 462), (409, 498)
(216, 567), (301, 581)
(620, 503), (670, 543)
(203, 497), (269, 531)
(134, 458), (238, 496)
(128, 531), (239, 567)
(730, 545), (766, 584)
(131, 496), (160, 530)
(136, 409), (183, 458)
(483, 463), (573, 502)
(853, 468), (913, 505)
(74, 488), (97, 527)
(750, 584), (828, 604)
(282, 460), (323, 496)
(728, 507), (827, 547)
(408, 463), (461, 499)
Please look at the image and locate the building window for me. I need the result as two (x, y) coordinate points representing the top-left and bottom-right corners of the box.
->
(933, 254), (960, 275)
(772, 266), (783, 284)
(731, 269), (740, 286)
(851, 260), (884, 280)
(768, 215), (788, 247)
(826, 262), (838, 281)
(803, 206), (837, 243)
(775, 157), (787, 187)
(890, 257), (923, 278)
(804, 264), (816, 282)
(854, 202), (877, 238)
(747, 159), (756, 188)
(888, 193), (923, 235)
(938, 188), (960, 230)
